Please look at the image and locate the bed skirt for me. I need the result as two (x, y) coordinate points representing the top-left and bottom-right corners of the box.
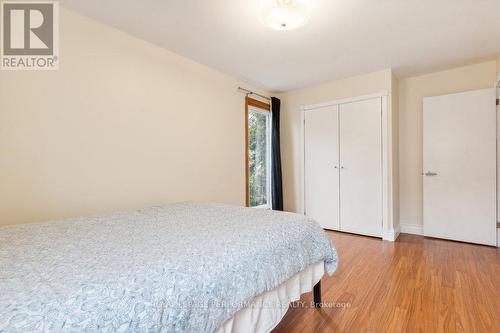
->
(215, 261), (324, 333)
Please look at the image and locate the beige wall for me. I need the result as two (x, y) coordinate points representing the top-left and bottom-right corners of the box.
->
(398, 61), (497, 228)
(497, 53), (500, 76)
(0, 9), (269, 225)
(280, 69), (399, 230)
(1, 9), (496, 229)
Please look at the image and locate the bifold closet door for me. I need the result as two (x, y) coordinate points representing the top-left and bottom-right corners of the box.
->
(339, 98), (382, 237)
(304, 105), (340, 230)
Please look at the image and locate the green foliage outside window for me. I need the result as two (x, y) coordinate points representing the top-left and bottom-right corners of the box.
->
(248, 110), (268, 207)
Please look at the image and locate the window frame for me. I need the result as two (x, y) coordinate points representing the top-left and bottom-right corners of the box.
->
(245, 97), (272, 208)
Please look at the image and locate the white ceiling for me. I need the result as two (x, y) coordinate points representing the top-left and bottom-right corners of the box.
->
(61, 0), (500, 92)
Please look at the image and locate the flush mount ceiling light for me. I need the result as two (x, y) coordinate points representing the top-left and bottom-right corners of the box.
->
(262, 0), (310, 31)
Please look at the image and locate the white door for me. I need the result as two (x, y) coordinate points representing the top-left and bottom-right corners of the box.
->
(304, 105), (340, 230)
(423, 89), (496, 246)
(339, 98), (383, 237)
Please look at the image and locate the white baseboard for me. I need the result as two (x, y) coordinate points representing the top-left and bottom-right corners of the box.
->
(497, 228), (500, 248)
(382, 225), (400, 242)
(398, 222), (498, 246)
(399, 223), (424, 236)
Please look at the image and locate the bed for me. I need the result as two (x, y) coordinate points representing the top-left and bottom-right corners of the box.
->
(0, 202), (338, 332)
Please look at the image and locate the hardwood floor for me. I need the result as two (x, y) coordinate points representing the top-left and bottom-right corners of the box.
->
(273, 231), (500, 333)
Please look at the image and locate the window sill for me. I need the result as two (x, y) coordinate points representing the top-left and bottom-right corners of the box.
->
(251, 204), (271, 210)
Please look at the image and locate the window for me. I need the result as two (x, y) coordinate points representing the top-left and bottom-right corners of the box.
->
(245, 97), (272, 208)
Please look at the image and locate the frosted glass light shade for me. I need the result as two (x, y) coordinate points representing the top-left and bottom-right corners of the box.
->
(262, 0), (310, 31)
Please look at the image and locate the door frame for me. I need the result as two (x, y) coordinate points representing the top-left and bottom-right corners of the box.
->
(301, 91), (396, 241)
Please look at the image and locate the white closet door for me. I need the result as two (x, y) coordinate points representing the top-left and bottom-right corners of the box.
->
(423, 89), (496, 246)
(304, 105), (340, 230)
(339, 98), (382, 237)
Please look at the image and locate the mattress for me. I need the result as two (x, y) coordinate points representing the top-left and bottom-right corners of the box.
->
(0, 203), (338, 332)
(216, 261), (324, 333)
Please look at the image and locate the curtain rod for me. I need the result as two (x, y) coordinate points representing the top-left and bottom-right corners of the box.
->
(237, 87), (271, 101)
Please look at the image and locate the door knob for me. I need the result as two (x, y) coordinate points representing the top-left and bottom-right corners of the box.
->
(424, 172), (438, 176)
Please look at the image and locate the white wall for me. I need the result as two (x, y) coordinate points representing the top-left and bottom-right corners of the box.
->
(391, 75), (400, 231)
(398, 61), (497, 230)
(280, 69), (399, 231)
(497, 53), (500, 225)
(497, 53), (500, 246)
(0, 9), (269, 225)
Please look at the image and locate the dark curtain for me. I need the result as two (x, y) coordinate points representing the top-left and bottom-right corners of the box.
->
(271, 97), (283, 211)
